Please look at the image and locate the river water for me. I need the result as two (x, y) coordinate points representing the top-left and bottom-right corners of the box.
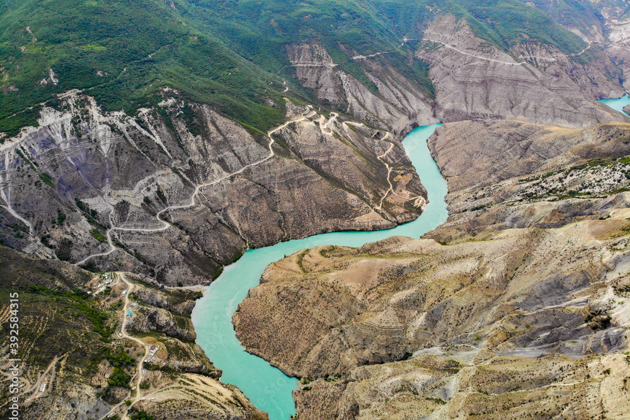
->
(600, 94), (630, 116)
(191, 123), (449, 419)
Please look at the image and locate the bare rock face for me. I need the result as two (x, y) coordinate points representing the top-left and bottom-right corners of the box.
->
(418, 15), (626, 127)
(286, 43), (437, 134)
(132, 284), (197, 315)
(128, 306), (196, 342)
(424, 119), (630, 242)
(139, 373), (269, 420)
(603, 16), (630, 91)
(0, 91), (425, 285)
(428, 120), (630, 192)
(295, 351), (630, 419)
(235, 216), (630, 378)
(235, 208), (630, 418)
(234, 119), (630, 418)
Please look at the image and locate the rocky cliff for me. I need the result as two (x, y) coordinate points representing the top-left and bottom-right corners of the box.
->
(0, 91), (425, 285)
(286, 42), (436, 134)
(235, 204), (630, 418)
(417, 15), (626, 127)
(234, 120), (630, 418)
(286, 12), (629, 131)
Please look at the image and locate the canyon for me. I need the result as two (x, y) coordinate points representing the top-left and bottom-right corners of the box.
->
(2, 1), (630, 419)
(235, 116), (630, 419)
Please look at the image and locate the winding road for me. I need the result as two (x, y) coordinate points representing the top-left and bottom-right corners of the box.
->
(77, 108), (319, 266)
(423, 33), (593, 66)
(77, 107), (400, 266)
(99, 273), (150, 420)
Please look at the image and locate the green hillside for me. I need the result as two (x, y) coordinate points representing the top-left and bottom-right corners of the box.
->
(0, 0), (286, 135)
(442, 0), (587, 52)
(0, 0), (593, 136)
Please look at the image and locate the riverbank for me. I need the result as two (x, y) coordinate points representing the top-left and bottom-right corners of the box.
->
(192, 124), (448, 419)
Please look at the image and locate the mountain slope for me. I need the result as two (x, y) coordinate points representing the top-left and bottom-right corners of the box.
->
(2, 0), (630, 418)
(0, 0), (628, 287)
(0, 0), (621, 137)
(0, 0), (286, 136)
(0, 246), (266, 419)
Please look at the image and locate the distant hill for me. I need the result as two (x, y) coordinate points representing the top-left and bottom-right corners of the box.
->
(0, 0), (605, 136)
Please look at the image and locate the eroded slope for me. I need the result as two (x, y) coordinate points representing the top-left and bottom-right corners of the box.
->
(0, 92), (424, 285)
(234, 121), (630, 419)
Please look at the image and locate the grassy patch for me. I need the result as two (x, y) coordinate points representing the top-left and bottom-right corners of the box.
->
(38, 172), (55, 188)
(90, 228), (107, 243)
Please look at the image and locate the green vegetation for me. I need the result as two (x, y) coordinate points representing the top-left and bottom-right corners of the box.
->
(106, 350), (135, 368)
(438, 0), (587, 55)
(55, 238), (73, 261)
(518, 0), (613, 46)
(38, 172), (55, 188)
(108, 367), (132, 388)
(0, 245), (117, 381)
(90, 228), (107, 243)
(0, 0), (285, 136)
(27, 285), (114, 339)
(57, 210), (66, 225)
(129, 409), (155, 420)
(0, 0), (591, 138)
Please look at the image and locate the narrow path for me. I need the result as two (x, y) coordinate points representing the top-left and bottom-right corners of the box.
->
(352, 52), (387, 60)
(571, 42), (593, 57)
(22, 356), (59, 404)
(376, 138), (395, 210)
(291, 63), (338, 68)
(344, 121), (425, 211)
(119, 274), (150, 397)
(319, 112), (338, 136)
(99, 273), (150, 420)
(424, 34), (593, 65)
(423, 37), (525, 66)
(77, 109), (316, 266)
(341, 120), (397, 210)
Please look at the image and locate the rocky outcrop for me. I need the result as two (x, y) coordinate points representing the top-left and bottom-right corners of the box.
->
(428, 120), (630, 192)
(235, 213), (630, 377)
(234, 117), (630, 418)
(128, 306), (196, 342)
(235, 207), (630, 418)
(286, 43), (436, 133)
(0, 91), (425, 285)
(418, 15), (626, 127)
(139, 373), (268, 420)
(423, 119), (630, 242)
(294, 351), (630, 419)
(285, 14), (628, 132)
(132, 284), (198, 316)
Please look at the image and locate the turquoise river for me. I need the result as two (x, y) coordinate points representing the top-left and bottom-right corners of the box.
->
(600, 94), (630, 117)
(192, 123), (449, 419)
